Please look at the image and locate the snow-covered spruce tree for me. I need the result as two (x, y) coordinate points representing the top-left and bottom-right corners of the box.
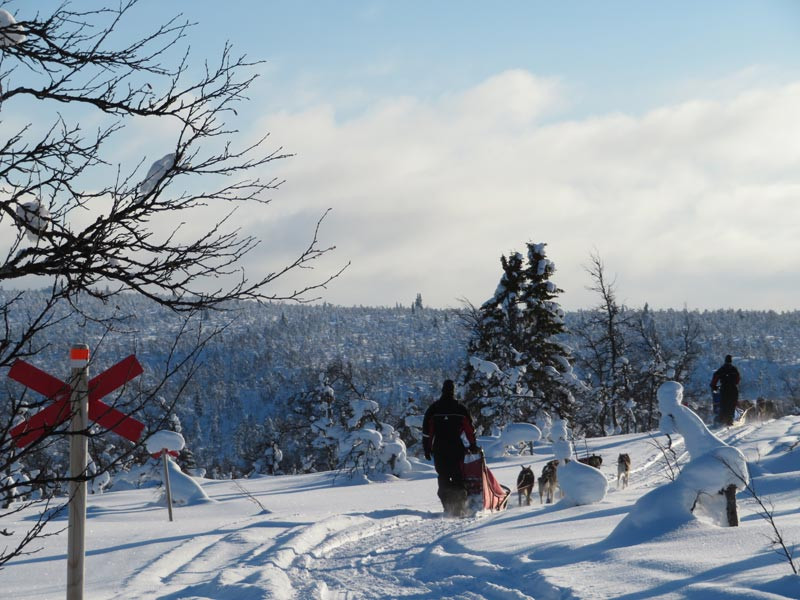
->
(307, 376), (340, 472)
(0, 1), (342, 567)
(517, 243), (580, 420)
(461, 242), (578, 431)
(460, 251), (527, 430)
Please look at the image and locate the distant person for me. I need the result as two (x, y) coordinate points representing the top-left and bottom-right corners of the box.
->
(710, 355), (740, 426)
(422, 379), (479, 515)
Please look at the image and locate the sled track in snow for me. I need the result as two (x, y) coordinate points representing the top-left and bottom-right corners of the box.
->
(624, 423), (758, 490)
(282, 511), (542, 600)
(110, 510), (540, 600)
(113, 426), (766, 600)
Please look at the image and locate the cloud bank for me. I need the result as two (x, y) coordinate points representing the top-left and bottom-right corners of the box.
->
(244, 69), (800, 310)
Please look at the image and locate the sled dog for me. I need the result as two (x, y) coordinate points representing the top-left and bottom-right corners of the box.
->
(538, 459), (559, 504)
(516, 465), (535, 506)
(577, 454), (603, 469)
(617, 453), (631, 489)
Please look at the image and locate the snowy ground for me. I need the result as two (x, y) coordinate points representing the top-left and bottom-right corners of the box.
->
(5, 417), (799, 599)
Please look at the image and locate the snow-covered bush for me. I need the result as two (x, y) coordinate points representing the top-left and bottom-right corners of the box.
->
(551, 418), (607, 505)
(536, 412), (553, 442)
(337, 398), (413, 478)
(1, 473), (16, 508)
(480, 422), (542, 457)
(87, 455), (111, 495)
(608, 381), (749, 542)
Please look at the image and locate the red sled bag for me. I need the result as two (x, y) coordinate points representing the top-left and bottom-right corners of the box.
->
(461, 450), (510, 512)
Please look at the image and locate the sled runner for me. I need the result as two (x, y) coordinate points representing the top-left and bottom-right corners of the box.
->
(461, 450), (510, 512)
(711, 389), (721, 426)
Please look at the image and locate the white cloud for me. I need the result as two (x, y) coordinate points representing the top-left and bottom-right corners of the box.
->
(4, 68), (799, 311)
(241, 70), (800, 310)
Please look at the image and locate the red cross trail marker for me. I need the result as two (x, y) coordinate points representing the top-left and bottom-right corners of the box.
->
(7, 346), (148, 600)
(8, 353), (145, 447)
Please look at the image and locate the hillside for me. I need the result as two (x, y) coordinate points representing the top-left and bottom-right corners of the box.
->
(2, 290), (800, 475)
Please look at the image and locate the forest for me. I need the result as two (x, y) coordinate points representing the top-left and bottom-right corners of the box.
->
(2, 285), (799, 483)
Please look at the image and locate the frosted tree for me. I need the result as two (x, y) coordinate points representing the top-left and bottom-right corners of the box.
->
(461, 242), (578, 430)
(517, 243), (580, 419)
(571, 252), (632, 436)
(627, 304), (702, 431)
(608, 381), (749, 543)
(396, 396), (424, 455)
(307, 377), (340, 472)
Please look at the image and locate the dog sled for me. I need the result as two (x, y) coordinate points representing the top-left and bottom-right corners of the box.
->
(461, 450), (510, 512)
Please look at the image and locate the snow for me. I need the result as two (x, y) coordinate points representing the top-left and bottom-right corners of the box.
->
(550, 417), (608, 505)
(145, 430), (186, 454)
(4, 417), (800, 599)
(163, 456), (212, 506)
(138, 153), (176, 197)
(480, 422), (542, 458)
(560, 460), (609, 506)
(0, 9), (26, 47)
(469, 355), (503, 379)
(14, 199), (50, 241)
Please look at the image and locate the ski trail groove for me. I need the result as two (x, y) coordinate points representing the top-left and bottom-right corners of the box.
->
(280, 512), (537, 600)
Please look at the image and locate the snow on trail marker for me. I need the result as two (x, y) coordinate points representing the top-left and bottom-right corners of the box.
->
(147, 431), (185, 522)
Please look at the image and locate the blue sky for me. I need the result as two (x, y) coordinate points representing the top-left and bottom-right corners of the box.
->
(229, 1), (800, 118)
(9, 1), (800, 310)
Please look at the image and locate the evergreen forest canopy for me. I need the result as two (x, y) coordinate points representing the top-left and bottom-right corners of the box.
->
(2, 288), (800, 480)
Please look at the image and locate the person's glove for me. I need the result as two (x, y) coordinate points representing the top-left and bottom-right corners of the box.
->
(468, 443), (480, 454)
(424, 451), (431, 461)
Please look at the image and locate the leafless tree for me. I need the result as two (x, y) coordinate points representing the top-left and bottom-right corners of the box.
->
(571, 251), (632, 435)
(0, 1), (344, 567)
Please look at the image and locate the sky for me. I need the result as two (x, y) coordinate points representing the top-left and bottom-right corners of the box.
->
(8, 1), (800, 310)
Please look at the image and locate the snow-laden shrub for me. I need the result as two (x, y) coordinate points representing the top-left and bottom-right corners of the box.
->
(1, 473), (17, 507)
(559, 461), (608, 506)
(252, 443), (283, 475)
(536, 412), (553, 442)
(347, 398), (380, 429)
(551, 418), (607, 505)
(479, 422), (542, 457)
(608, 381), (749, 543)
(87, 455), (111, 495)
(338, 418), (413, 478)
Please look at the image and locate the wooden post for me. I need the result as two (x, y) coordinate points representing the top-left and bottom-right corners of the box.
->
(162, 450), (174, 522)
(67, 344), (89, 600)
(724, 484), (739, 527)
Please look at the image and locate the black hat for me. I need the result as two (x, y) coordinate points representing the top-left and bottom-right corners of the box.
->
(725, 354), (733, 363)
(442, 379), (455, 395)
